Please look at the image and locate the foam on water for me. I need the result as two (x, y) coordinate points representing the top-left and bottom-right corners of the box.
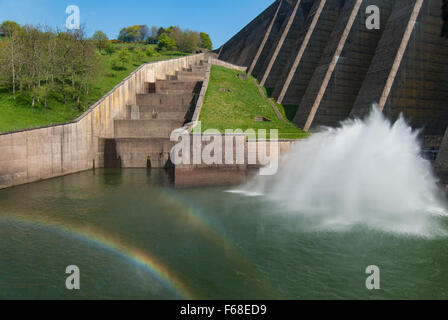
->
(236, 107), (448, 237)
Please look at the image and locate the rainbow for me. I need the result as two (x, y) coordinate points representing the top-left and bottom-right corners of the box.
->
(0, 177), (279, 299)
(158, 188), (280, 299)
(0, 215), (195, 300)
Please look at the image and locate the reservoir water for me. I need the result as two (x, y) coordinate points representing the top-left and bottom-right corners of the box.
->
(1, 168), (448, 300)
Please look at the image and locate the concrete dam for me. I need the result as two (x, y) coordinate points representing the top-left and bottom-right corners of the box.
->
(0, 54), (271, 190)
(1, 0), (447, 189)
(218, 0), (448, 183)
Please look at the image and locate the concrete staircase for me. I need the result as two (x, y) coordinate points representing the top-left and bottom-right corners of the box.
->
(106, 61), (208, 168)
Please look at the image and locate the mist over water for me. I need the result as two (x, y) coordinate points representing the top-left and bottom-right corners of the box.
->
(236, 107), (448, 236)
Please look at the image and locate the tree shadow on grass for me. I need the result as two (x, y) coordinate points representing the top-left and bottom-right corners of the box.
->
(112, 66), (127, 71)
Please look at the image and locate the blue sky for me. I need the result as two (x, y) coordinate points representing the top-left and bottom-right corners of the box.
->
(0, 0), (273, 48)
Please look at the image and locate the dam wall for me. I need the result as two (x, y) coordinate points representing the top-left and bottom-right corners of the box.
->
(261, 0), (312, 89)
(219, 0), (448, 182)
(0, 54), (205, 190)
(273, 0), (343, 105)
(218, 1), (281, 67)
(294, 0), (394, 129)
(351, 0), (448, 140)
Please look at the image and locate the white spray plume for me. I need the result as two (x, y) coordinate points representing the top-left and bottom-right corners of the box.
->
(235, 107), (447, 236)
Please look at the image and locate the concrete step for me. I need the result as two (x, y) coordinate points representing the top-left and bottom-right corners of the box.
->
(175, 74), (205, 82)
(115, 138), (176, 168)
(126, 105), (189, 120)
(126, 106), (188, 120)
(177, 70), (204, 77)
(137, 105), (191, 113)
(154, 80), (202, 94)
(136, 93), (196, 107)
(184, 66), (207, 73)
(153, 112), (187, 120)
(114, 119), (184, 138)
(192, 66), (207, 72)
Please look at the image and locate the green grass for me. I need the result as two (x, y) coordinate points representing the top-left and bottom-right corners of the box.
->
(0, 43), (189, 133)
(198, 65), (308, 139)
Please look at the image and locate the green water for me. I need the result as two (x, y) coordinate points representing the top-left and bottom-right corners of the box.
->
(1, 169), (448, 300)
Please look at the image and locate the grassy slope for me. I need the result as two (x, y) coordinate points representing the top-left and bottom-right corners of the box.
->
(0, 44), (188, 133)
(198, 65), (308, 139)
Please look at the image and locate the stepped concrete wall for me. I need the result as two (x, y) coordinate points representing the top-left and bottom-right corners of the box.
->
(210, 58), (247, 72)
(0, 54), (204, 190)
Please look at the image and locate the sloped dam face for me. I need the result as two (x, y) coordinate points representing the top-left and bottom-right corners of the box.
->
(1, 167), (448, 299)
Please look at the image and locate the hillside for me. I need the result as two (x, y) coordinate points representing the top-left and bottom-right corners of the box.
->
(0, 43), (188, 133)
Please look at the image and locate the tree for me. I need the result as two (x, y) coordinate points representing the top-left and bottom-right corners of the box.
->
(200, 32), (212, 50)
(171, 26), (184, 47)
(1, 29), (21, 99)
(0, 24), (100, 109)
(158, 33), (177, 51)
(139, 25), (149, 42)
(112, 47), (130, 69)
(118, 28), (127, 42)
(118, 25), (141, 42)
(55, 31), (76, 104)
(136, 48), (145, 61)
(148, 25), (158, 44)
(92, 30), (108, 53)
(0, 21), (20, 37)
(127, 25), (140, 42)
(145, 46), (159, 57)
(19, 26), (43, 107)
(104, 42), (115, 55)
(157, 27), (167, 37)
(181, 30), (200, 53)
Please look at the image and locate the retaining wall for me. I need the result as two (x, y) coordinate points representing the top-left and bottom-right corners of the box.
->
(0, 54), (205, 190)
(210, 58), (248, 72)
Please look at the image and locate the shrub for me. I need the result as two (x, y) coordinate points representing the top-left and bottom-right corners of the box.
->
(145, 46), (159, 57)
(158, 33), (177, 51)
(200, 32), (213, 50)
(136, 49), (145, 61)
(104, 42), (115, 55)
(112, 47), (131, 70)
(92, 30), (109, 53)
